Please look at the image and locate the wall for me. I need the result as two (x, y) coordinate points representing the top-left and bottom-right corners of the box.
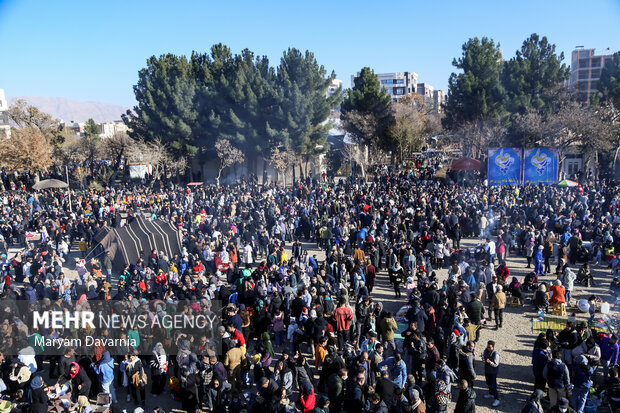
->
(192, 154), (325, 185)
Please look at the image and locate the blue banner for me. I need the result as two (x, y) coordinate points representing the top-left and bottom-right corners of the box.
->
(487, 148), (522, 186)
(523, 148), (558, 185)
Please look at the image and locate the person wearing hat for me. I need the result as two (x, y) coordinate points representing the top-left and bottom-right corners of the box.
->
(549, 397), (577, 413)
(549, 279), (566, 307)
(314, 395), (330, 413)
(570, 354), (593, 413)
(534, 244), (545, 276)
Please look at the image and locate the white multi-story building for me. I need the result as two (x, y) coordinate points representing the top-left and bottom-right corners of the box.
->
(0, 89), (10, 139)
(99, 122), (116, 139)
(433, 90), (445, 109)
(352, 71), (419, 103)
(378, 72), (418, 103)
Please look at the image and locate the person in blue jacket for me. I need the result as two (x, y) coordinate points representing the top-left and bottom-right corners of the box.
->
(534, 245), (545, 276)
(92, 351), (118, 403)
(532, 338), (550, 391)
(378, 352), (408, 389)
(571, 355), (593, 413)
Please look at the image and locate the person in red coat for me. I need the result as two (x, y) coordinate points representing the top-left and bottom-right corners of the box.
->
(299, 380), (316, 413)
(549, 279), (566, 306)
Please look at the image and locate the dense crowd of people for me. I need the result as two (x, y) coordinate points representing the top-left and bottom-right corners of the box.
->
(0, 165), (619, 413)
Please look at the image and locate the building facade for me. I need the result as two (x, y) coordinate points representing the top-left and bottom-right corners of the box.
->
(433, 90), (445, 109)
(0, 89), (10, 139)
(569, 48), (614, 101)
(416, 83), (434, 100)
(351, 72), (419, 103)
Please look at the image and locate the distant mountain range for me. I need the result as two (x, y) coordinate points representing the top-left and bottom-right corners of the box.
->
(7, 96), (129, 123)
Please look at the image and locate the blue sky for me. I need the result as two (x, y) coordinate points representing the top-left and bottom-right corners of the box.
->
(1, 0), (619, 108)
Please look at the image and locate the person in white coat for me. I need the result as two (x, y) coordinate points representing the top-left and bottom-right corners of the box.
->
(242, 242), (253, 268)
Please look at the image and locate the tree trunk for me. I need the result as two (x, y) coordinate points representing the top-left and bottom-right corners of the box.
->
(299, 159), (305, 181)
(216, 168), (223, 187)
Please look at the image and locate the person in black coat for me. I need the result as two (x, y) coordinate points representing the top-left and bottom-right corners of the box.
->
(454, 379), (476, 413)
(68, 362), (91, 402)
(29, 376), (48, 413)
(458, 341), (476, 388)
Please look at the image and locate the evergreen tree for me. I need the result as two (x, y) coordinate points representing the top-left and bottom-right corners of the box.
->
(271, 48), (340, 176)
(84, 118), (100, 139)
(340, 67), (393, 147)
(443, 37), (505, 130)
(598, 52), (620, 107)
(122, 54), (199, 157)
(502, 34), (569, 114)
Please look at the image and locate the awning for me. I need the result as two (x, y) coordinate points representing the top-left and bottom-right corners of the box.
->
(450, 157), (481, 171)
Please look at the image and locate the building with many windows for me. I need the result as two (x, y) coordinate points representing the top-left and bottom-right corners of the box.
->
(351, 72), (419, 103)
(433, 90), (445, 109)
(569, 48), (614, 101)
(416, 83), (434, 100)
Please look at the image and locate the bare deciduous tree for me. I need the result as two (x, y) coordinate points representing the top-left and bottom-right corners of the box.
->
(215, 139), (245, 186)
(127, 138), (168, 180)
(388, 102), (426, 161)
(451, 117), (508, 159)
(269, 146), (295, 186)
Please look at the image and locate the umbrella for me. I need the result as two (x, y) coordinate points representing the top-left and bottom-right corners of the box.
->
(187, 182), (203, 186)
(557, 179), (578, 187)
(32, 179), (69, 190)
(450, 157), (481, 171)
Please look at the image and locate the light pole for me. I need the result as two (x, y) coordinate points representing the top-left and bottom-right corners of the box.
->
(66, 165), (72, 213)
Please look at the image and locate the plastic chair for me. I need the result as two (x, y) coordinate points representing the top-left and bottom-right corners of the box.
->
(552, 302), (567, 316)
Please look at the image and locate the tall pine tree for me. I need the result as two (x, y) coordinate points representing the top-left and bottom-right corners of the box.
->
(123, 54), (199, 157)
(340, 67), (393, 147)
(502, 34), (569, 114)
(443, 37), (505, 130)
(271, 48), (340, 177)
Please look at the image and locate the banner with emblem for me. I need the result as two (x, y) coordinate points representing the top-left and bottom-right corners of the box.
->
(523, 148), (558, 185)
(487, 148), (522, 186)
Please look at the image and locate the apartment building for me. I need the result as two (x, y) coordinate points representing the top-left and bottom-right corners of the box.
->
(569, 48), (614, 101)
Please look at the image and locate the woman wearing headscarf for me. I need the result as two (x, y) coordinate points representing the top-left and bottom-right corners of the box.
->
(150, 342), (168, 396)
(69, 362), (91, 403)
(205, 377), (232, 413)
(28, 375), (48, 413)
(180, 362), (201, 413)
(257, 332), (275, 367)
(299, 379), (316, 413)
(92, 350), (117, 403)
(125, 352), (146, 406)
(507, 277), (523, 300)
(521, 389), (545, 413)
